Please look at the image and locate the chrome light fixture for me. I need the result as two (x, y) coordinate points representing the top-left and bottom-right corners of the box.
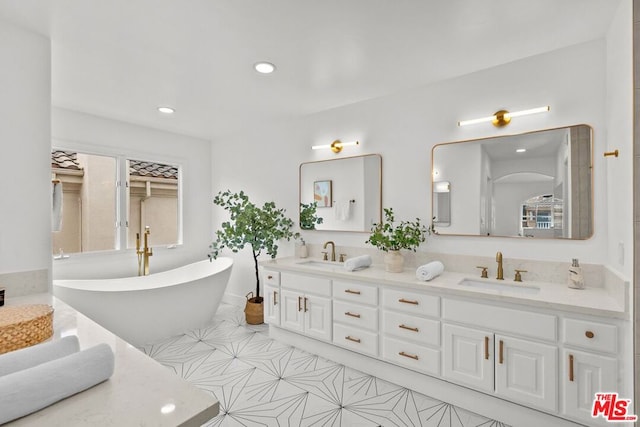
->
(458, 106), (550, 127)
(311, 140), (360, 153)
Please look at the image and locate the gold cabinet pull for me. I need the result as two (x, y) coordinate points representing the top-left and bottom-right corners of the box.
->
(499, 340), (504, 364)
(267, 275), (273, 280)
(585, 331), (595, 339)
(399, 324), (419, 332)
(345, 312), (361, 318)
(304, 297), (308, 312)
(604, 149), (619, 157)
(399, 351), (419, 360)
(484, 336), (489, 360)
(399, 298), (419, 305)
(345, 289), (361, 295)
(298, 296), (302, 312)
(569, 354), (574, 382)
(273, 291), (277, 306)
(345, 336), (361, 343)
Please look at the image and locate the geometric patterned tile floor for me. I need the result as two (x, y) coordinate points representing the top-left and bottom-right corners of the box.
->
(140, 304), (509, 427)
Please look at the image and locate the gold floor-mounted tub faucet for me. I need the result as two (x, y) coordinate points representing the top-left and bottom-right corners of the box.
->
(136, 226), (153, 276)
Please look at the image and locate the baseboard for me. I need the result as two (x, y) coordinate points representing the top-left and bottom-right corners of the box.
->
(222, 292), (245, 308)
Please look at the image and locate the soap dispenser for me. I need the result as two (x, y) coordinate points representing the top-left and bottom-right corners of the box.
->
(568, 258), (585, 289)
(296, 238), (308, 259)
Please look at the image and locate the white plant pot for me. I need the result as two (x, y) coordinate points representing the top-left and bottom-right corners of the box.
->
(384, 250), (404, 273)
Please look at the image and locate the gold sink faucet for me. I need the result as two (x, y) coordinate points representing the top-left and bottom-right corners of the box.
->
(496, 251), (504, 280)
(136, 226), (153, 276)
(323, 241), (336, 262)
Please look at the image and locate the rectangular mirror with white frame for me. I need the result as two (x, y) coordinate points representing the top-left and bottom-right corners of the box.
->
(431, 125), (593, 239)
(299, 154), (382, 232)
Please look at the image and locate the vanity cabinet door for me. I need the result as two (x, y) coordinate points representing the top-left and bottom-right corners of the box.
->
(562, 349), (617, 426)
(264, 283), (280, 326)
(280, 289), (304, 333)
(495, 335), (557, 412)
(443, 324), (494, 392)
(304, 294), (332, 342)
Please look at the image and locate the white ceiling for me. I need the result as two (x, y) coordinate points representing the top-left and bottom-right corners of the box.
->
(0, 0), (620, 141)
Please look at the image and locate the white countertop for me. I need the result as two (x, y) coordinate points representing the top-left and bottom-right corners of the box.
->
(3, 293), (218, 427)
(261, 257), (627, 319)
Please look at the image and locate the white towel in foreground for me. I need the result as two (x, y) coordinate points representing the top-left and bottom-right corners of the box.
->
(416, 261), (444, 281)
(0, 343), (114, 424)
(0, 335), (79, 377)
(344, 255), (372, 271)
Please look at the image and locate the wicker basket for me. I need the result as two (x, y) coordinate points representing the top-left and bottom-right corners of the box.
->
(244, 292), (264, 325)
(0, 304), (54, 354)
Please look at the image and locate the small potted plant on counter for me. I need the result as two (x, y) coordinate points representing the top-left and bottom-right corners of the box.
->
(209, 190), (295, 324)
(366, 207), (428, 272)
(299, 202), (323, 230)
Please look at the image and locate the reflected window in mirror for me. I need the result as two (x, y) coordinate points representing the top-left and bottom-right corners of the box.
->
(299, 154), (382, 232)
(431, 125), (592, 239)
(433, 181), (451, 227)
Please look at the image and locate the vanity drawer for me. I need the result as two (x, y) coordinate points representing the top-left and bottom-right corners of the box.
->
(563, 318), (617, 354)
(442, 298), (557, 341)
(333, 323), (378, 357)
(333, 281), (378, 305)
(333, 300), (378, 332)
(381, 288), (439, 317)
(382, 310), (440, 347)
(263, 270), (280, 286)
(382, 336), (440, 376)
(281, 273), (331, 296)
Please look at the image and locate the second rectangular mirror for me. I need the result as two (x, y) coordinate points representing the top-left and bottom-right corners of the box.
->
(432, 125), (592, 239)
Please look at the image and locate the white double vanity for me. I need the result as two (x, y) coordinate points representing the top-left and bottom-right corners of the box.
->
(261, 257), (630, 427)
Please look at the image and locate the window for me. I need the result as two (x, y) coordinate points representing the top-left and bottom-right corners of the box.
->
(51, 149), (181, 255)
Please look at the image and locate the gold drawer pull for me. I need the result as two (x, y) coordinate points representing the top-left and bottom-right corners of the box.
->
(569, 354), (574, 382)
(345, 336), (361, 343)
(585, 331), (595, 339)
(399, 351), (419, 360)
(273, 291), (277, 305)
(267, 275), (273, 280)
(499, 340), (504, 364)
(298, 296), (302, 312)
(304, 297), (308, 312)
(484, 336), (489, 360)
(399, 324), (419, 332)
(398, 298), (419, 305)
(345, 312), (361, 318)
(345, 289), (361, 295)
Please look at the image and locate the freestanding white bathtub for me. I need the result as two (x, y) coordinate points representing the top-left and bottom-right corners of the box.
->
(53, 258), (233, 346)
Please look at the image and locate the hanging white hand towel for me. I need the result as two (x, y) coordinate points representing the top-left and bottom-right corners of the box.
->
(334, 200), (352, 221)
(415, 261), (445, 281)
(52, 181), (63, 232)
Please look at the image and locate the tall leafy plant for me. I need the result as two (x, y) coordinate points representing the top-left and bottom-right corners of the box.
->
(209, 190), (295, 302)
(366, 207), (428, 252)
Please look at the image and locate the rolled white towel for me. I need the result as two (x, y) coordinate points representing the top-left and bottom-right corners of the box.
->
(416, 261), (445, 281)
(0, 343), (115, 424)
(344, 255), (373, 272)
(0, 335), (80, 377)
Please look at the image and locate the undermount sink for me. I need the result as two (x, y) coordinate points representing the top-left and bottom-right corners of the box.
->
(297, 260), (342, 269)
(458, 278), (540, 294)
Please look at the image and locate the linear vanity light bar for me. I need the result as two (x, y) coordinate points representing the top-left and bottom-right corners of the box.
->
(458, 106), (550, 127)
(311, 140), (360, 153)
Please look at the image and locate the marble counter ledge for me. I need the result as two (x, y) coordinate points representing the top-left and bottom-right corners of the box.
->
(3, 293), (218, 427)
(261, 257), (627, 319)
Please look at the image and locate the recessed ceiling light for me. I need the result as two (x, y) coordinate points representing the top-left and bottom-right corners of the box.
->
(254, 62), (276, 74)
(158, 106), (175, 114)
(516, 148), (527, 153)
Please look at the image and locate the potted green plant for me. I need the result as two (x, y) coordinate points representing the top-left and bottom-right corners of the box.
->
(299, 202), (323, 230)
(209, 190), (295, 324)
(366, 207), (428, 272)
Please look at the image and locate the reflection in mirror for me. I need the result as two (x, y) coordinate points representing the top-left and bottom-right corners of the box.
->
(431, 125), (592, 239)
(433, 181), (451, 226)
(299, 154), (382, 232)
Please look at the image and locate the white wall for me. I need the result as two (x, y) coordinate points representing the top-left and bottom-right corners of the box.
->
(0, 20), (51, 283)
(212, 39), (627, 300)
(605, 0), (633, 278)
(52, 108), (213, 279)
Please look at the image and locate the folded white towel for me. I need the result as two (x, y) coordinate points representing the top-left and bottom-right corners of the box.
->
(0, 335), (79, 377)
(416, 261), (445, 281)
(0, 343), (115, 424)
(344, 255), (372, 271)
(52, 181), (63, 232)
